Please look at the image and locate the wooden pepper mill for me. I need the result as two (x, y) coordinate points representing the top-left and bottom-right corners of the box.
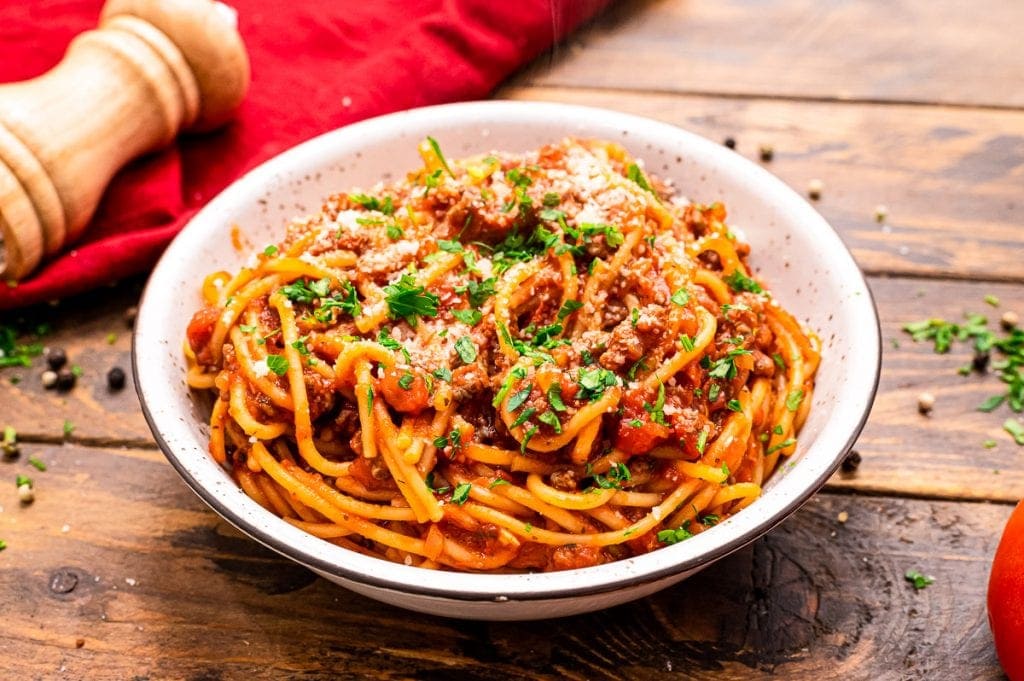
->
(0, 0), (250, 282)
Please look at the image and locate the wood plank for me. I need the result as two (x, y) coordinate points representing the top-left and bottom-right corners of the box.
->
(0, 442), (1007, 678)
(3, 274), (1024, 502)
(526, 0), (1024, 109)
(500, 85), (1024, 282)
(836, 277), (1024, 503)
(0, 278), (150, 447)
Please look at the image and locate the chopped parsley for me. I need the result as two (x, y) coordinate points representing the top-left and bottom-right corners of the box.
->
(707, 383), (721, 402)
(16, 473), (31, 488)
(626, 163), (655, 194)
(507, 383), (533, 412)
(383, 274), (439, 327)
(580, 223), (625, 248)
(279, 277), (331, 304)
(547, 383), (567, 412)
(670, 288), (690, 306)
(707, 348), (752, 380)
(696, 428), (709, 454)
(266, 354), (289, 376)
(397, 372), (415, 390)
(576, 366), (619, 402)
(644, 383), (668, 426)
(426, 136), (454, 177)
(537, 410), (562, 434)
(377, 329), (411, 363)
(313, 280), (362, 322)
(263, 244), (278, 257)
(432, 367), (452, 382)
(451, 482), (472, 505)
(455, 277), (496, 309)
(766, 438), (796, 455)
(454, 336), (478, 364)
(557, 299), (584, 322)
(723, 270), (764, 294)
(726, 399), (742, 412)
(425, 472), (449, 495)
(1004, 419), (1024, 446)
(679, 334), (695, 352)
(521, 426), (538, 453)
(591, 462), (631, 490)
(491, 225), (560, 273)
(542, 192), (561, 207)
(657, 521), (693, 545)
(349, 193), (395, 215)
(452, 308), (482, 326)
(772, 353), (786, 370)
(489, 478), (510, 489)
(62, 420), (74, 437)
(985, 294), (1000, 307)
(785, 389), (804, 412)
(386, 224), (404, 240)
(904, 570), (934, 590)
(28, 456), (46, 472)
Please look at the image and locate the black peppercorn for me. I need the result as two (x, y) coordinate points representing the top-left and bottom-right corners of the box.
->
(723, 137), (736, 150)
(972, 351), (990, 373)
(107, 367), (126, 391)
(841, 450), (862, 473)
(46, 347), (67, 370)
(55, 368), (76, 391)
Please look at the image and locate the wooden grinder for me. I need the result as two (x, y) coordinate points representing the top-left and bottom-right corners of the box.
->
(0, 0), (250, 282)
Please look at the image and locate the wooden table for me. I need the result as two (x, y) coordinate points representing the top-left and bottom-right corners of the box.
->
(2, 1), (1020, 677)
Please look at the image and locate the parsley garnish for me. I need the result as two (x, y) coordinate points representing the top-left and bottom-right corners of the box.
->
(349, 193), (395, 215)
(489, 478), (510, 489)
(707, 348), (752, 380)
(426, 136), (454, 177)
(657, 522), (693, 545)
(383, 274), (439, 327)
(557, 299), (583, 322)
(397, 372), (415, 390)
(279, 278), (331, 305)
(542, 192), (560, 207)
(1004, 419), (1024, 445)
(726, 399), (742, 412)
(644, 383), (668, 426)
(507, 383), (533, 412)
(266, 355), (289, 376)
(626, 163), (655, 194)
(580, 223), (624, 248)
(577, 366), (619, 402)
(313, 280), (362, 322)
(537, 410), (562, 433)
(28, 456), (46, 472)
(451, 482), (471, 505)
(785, 390), (804, 412)
(679, 334), (695, 352)
(452, 308), (482, 326)
(377, 329), (411, 363)
(492, 225), (559, 273)
(454, 336), (477, 364)
(671, 288), (690, 306)
(723, 270), (764, 294)
(512, 407), (536, 429)
(386, 224), (404, 240)
(263, 244), (278, 257)
(766, 438), (796, 455)
(696, 428), (709, 454)
(772, 353), (786, 370)
(432, 367), (452, 382)
(591, 462), (631, 489)
(521, 426), (538, 453)
(547, 383), (567, 412)
(905, 570), (934, 590)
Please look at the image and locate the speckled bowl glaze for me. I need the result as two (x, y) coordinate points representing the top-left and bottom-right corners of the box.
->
(134, 101), (880, 621)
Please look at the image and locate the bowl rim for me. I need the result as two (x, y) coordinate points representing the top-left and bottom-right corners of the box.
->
(134, 100), (881, 603)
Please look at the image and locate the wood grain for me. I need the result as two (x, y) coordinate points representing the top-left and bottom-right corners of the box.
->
(3, 274), (1023, 502)
(523, 0), (1024, 110)
(0, 441), (1006, 679)
(500, 85), (1024, 282)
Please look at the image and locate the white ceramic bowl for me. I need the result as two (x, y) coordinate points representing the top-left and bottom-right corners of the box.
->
(134, 101), (880, 620)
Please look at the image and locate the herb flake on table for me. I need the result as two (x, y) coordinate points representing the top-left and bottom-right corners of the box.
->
(905, 569), (935, 590)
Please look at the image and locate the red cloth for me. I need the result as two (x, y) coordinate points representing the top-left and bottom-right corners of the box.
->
(0, 0), (609, 310)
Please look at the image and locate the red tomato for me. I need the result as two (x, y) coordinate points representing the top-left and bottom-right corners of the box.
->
(989, 499), (1024, 680)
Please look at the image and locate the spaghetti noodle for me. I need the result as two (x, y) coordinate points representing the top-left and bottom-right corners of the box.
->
(185, 138), (820, 572)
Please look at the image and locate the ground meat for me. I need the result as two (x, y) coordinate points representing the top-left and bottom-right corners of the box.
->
(549, 544), (609, 571)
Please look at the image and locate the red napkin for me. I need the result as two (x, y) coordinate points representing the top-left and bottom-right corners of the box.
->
(0, 0), (609, 310)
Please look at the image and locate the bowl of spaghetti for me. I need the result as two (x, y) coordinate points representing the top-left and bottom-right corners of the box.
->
(134, 101), (880, 620)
